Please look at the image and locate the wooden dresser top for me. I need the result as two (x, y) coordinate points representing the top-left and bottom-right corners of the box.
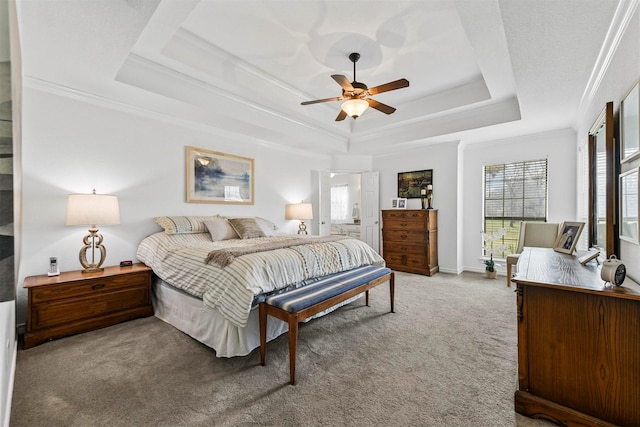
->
(513, 247), (640, 300)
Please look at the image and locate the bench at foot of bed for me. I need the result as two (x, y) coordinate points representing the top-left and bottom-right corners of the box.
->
(259, 265), (395, 385)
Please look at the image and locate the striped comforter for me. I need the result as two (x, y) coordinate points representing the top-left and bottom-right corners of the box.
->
(136, 232), (385, 327)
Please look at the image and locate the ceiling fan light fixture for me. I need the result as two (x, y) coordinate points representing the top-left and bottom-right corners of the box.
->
(341, 99), (369, 119)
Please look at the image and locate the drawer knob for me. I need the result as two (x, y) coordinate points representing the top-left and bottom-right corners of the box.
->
(92, 284), (106, 290)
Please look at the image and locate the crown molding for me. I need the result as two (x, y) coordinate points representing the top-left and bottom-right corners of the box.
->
(21, 75), (333, 159)
(576, 0), (639, 120)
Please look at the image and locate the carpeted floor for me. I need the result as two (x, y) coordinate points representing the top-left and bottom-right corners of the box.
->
(10, 271), (555, 426)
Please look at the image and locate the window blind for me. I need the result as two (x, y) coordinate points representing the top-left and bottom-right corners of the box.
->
(483, 159), (548, 257)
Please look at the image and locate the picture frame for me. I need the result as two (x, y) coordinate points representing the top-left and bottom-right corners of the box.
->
(398, 169), (433, 199)
(553, 221), (585, 254)
(391, 198), (407, 209)
(186, 146), (254, 204)
(619, 167), (639, 243)
(620, 81), (640, 163)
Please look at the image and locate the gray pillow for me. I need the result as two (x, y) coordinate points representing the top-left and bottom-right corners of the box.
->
(228, 217), (266, 239)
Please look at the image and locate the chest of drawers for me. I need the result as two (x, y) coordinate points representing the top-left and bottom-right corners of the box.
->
(381, 209), (438, 276)
(24, 264), (153, 348)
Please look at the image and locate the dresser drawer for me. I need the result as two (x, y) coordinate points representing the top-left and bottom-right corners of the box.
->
(384, 251), (428, 270)
(30, 272), (149, 304)
(382, 229), (427, 244)
(382, 220), (426, 232)
(29, 285), (150, 331)
(382, 210), (429, 221)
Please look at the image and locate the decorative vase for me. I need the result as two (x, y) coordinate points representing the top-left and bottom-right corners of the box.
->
(485, 270), (497, 279)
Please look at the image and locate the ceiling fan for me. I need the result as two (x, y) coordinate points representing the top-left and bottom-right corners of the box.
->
(301, 52), (410, 121)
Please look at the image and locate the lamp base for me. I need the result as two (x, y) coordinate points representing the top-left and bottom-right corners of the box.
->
(79, 228), (107, 273)
(297, 221), (308, 235)
(81, 266), (104, 274)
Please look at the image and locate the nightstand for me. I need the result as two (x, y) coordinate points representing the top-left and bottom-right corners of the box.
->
(23, 263), (153, 349)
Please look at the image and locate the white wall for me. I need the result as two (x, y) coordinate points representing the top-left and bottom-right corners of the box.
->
(373, 141), (459, 273)
(16, 87), (330, 324)
(575, 5), (640, 281)
(461, 129), (577, 274)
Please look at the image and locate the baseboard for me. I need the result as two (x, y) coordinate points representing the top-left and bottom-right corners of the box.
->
(0, 301), (17, 427)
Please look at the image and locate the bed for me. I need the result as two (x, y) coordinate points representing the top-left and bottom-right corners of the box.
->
(136, 215), (385, 357)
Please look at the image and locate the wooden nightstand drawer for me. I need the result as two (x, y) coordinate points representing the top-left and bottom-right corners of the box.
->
(30, 286), (150, 331)
(30, 271), (149, 304)
(24, 264), (153, 348)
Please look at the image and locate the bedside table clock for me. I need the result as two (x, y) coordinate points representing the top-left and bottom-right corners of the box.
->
(601, 255), (626, 286)
(23, 263), (153, 348)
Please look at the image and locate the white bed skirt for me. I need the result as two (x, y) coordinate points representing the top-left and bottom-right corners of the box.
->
(152, 277), (361, 358)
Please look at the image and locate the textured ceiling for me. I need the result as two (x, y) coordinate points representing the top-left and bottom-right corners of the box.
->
(17, 0), (622, 156)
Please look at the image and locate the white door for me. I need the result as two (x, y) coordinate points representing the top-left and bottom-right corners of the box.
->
(318, 171), (332, 236)
(361, 172), (380, 252)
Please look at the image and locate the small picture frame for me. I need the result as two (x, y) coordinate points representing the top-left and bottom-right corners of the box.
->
(391, 198), (407, 209)
(553, 221), (585, 254)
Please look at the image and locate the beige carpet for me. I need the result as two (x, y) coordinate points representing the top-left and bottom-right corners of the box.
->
(11, 271), (554, 426)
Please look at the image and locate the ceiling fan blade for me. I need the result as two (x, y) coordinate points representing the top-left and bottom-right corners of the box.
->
(335, 109), (347, 121)
(367, 98), (396, 115)
(367, 78), (410, 95)
(331, 74), (355, 91)
(301, 96), (343, 105)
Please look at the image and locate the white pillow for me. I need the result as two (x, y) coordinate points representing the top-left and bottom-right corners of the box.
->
(155, 216), (216, 234)
(204, 217), (239, 241)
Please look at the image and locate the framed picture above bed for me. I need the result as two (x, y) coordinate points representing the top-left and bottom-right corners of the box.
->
(186, 146), (255, 204)
(398, 169), (433, 199)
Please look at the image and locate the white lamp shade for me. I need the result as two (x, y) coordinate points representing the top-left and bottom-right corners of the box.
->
(65, 192), (120, 226)
(285, 203), (313, 220)
(341, 99), (369, 118)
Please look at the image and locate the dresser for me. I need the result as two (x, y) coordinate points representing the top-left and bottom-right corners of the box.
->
(513, 248), (640, 426)
(381, 209), (438, 276)
(23, 264), (153, 348)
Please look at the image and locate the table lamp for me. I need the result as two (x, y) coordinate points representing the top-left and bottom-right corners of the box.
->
(65, 189), (120, 272)
(285, 202), (313, 234)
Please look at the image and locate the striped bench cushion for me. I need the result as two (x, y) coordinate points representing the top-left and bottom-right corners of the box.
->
(264, 265), (391, 313)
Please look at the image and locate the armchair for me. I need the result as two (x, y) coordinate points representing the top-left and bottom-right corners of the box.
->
(506, 222), (560, 286)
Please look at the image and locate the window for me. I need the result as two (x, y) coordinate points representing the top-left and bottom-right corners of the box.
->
(483, 159), (548, 257)
(331, 185), (349, 222)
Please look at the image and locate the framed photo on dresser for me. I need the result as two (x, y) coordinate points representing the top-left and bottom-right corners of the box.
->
(391, 198), (407, 209)
(553, 221), (584, 254)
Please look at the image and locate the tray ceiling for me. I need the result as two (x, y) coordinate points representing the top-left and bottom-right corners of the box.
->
(17, 0), (622, 155)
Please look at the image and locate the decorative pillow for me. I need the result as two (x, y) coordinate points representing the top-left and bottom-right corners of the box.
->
(255, 217), (277, 237)
(154, 216), (217, 234)
(227, 217), (266, 239)
(204, 217), (239, 241)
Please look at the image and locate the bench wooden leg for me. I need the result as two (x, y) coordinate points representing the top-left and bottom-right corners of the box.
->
(390, 272), (395, 313)
(259, 303), (267, 366)
(288, 315), (298, 385)
(365, 289), (369, 306)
